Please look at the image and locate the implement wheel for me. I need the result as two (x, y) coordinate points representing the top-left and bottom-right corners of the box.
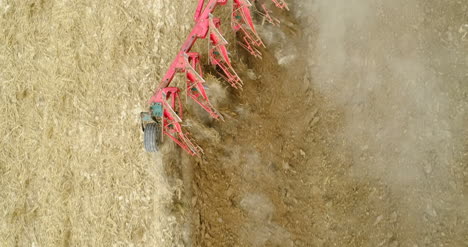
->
(144, 123), (161, 152)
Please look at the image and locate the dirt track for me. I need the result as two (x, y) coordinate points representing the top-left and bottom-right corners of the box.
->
(1, 0), (468, 246)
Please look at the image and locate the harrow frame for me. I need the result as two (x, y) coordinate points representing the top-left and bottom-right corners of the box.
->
(141, 0), (288, 156)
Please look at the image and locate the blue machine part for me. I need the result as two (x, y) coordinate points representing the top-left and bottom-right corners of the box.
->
(141, 112), (153, 122)
(150, 103), (163, 117)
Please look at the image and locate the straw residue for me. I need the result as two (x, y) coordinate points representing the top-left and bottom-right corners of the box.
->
(0, 0), (196, 246)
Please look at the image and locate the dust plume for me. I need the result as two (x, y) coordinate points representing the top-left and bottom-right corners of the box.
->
(294, 0), (468, 240)
(298, 0), (466, 187)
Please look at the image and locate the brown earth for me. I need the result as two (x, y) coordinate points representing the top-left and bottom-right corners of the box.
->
(171, 0), (468, 246)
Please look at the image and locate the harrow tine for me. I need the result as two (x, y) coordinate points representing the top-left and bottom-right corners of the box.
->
(161, 91), (183, 122)
(233, 0), (255, 30)
(209, 14), (229, 46)
(183, 53), (224, 121)
(239, 36), (263, 59)
(187, 135), (204, 155)
(272, 0), (289, 11)
(178, 131), (203, 156)
(232, 0), (265, 57)
(255, 3), (281, 27)
(164, 121), (203, 156)
(209, 46), (244, 88)
(160, 88), (203, 156)
(208, 15), (243, 89)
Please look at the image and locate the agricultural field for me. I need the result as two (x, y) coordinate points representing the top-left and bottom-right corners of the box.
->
(1, 0), (467, 246)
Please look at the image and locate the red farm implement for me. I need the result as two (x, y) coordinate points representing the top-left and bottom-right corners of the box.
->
(141, 0), (288, 156)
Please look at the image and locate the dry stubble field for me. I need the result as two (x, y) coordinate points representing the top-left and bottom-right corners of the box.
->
(0, 0), (197, 245)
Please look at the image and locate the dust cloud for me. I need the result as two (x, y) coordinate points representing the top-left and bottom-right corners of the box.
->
(240, 193), (292, 247)
(294, 0), (468, 239)
(297, 0), (465, 188)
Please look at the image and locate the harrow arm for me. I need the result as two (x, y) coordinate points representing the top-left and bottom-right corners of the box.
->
(233, 0), (256, 31)
(194, 0), (205, 20)
(185, 53), (224, 120)
(232, 0), (265, 58)
(208, 15), (243, 88)
(159, 88), (203, 156)
(155, 0), (229, 92)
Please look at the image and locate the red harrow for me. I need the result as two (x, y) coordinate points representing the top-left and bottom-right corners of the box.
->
(141, 0), (288, 156)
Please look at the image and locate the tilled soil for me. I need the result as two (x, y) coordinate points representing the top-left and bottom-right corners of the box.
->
(166, 0), (468, 246)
